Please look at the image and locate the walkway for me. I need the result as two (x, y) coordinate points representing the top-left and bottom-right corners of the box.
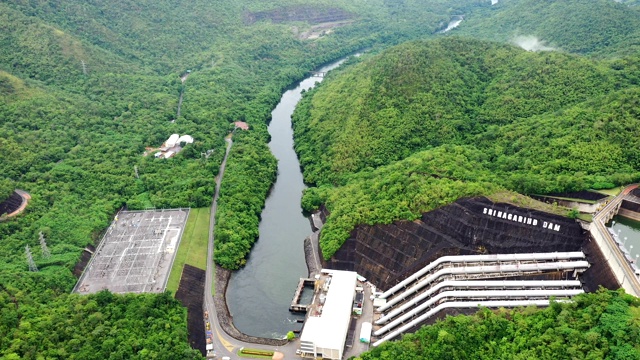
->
(176, 73), (190, 120)
(591, 184), (640, 297)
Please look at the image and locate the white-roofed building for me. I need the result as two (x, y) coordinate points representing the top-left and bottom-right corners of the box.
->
(300, 269), (358, 359)
(177, 135), (194, 144)
(166, 134), (180, 148)
(164, 151), (175, 159)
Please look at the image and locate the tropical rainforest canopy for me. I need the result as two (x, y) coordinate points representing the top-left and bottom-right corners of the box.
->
(0, 0), (492, 357)
(294, 37), (640, 258)
(2, 0), (640, 358)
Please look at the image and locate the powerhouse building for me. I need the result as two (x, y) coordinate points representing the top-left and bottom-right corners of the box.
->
(300, 269), (358, 359)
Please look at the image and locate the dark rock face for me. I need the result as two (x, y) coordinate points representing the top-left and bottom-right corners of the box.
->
(580, 237), (620, 292)
(622, 199), (640, 212)
(323, 197), (587, 290)
(175, 265), (206, 356)
(546, 190), (607, 201)
(0, 191), (22, 216)
(72, 245), (96, 278)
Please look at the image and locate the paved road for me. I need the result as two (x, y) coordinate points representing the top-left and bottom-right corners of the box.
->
(592, 184), (640, 295)
(203, 136), (233, 358)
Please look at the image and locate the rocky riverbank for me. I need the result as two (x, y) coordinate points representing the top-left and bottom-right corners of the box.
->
(215, 265), (288, 346)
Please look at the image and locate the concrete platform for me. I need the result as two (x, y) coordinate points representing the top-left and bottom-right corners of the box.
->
(74, 209), (189, 294)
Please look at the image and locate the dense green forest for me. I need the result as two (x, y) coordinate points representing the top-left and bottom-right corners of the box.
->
(355, 289), (640, 360)
(0, 290), (202, 359)
(294, 37), (640, 259)
(3, 0), (640, 357)
(0, 0), (502, 357)
(458, 0), (640, 57)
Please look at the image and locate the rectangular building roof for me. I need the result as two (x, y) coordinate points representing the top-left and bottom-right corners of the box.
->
(300, 269), (357, 357)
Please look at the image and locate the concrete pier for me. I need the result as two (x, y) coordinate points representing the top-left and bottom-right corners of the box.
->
(290, 278), (315, 313)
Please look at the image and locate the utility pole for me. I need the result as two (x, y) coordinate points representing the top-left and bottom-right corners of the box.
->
(81, 60), (87, 75)
(39, 231), (51, 258)
(26, 245), (38, 272)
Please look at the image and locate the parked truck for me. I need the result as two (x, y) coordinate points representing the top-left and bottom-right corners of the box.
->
(360, 322), (372, 344)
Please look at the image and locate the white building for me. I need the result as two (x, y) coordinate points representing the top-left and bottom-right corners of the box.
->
(166, 134), (180, 148)
(300, 269), (358, 359)
(177, 135), (194, 144)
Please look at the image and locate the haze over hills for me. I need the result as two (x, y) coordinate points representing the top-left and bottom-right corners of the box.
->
(2, 0), (640, 357)
(457, 0), (640, 57)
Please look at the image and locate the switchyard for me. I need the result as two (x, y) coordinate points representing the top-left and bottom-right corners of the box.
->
(74, 209), (189, 294)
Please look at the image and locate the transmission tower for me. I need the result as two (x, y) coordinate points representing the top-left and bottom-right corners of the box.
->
(134, 165), (139, 179)
(25, 245), (38, 272)
(39, 231), (51, 258)
(81, 60), (87, 75)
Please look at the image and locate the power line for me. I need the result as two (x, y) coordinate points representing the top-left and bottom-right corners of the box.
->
(39, 231), (51, 258)
(25, 245), (38, 272)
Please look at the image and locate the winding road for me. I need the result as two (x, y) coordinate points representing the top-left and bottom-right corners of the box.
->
(203, 136), (297, 359)
(203, 136), (235, 358)
(201, 55), (354, 358)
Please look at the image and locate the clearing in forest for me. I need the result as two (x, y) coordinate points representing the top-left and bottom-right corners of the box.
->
(74, 209), (189, 294)
(166, 207), (210, 294)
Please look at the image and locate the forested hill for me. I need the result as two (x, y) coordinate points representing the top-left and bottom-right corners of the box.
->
(0, 0), (501, 357)
(294, 38), (640, 258)
(2, 0), (640, 357)
(457, 0), (640, 57)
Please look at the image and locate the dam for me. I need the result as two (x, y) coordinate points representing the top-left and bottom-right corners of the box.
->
(314, 188), (640, 345)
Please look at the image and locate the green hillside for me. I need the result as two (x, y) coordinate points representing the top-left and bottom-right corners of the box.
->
(3, 0), (640, 356)
(294, 38), (640, 259)
(456, 0), (640, 57)
(0, 0), (497, 357)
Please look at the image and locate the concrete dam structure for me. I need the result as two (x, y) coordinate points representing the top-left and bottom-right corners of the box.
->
(317, 195), (639, 344)
(323, 197), (599, 290)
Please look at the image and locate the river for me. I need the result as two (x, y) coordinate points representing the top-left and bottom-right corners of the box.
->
(226, 57), (349, 338)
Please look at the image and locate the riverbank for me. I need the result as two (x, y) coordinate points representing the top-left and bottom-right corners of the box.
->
(225, 56), (352, 338)
(214, 265), (289, 346)
(208, 211), (323, 349)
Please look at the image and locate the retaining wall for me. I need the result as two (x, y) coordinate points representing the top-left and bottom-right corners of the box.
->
(216, 266), (288, 346)
(589, 222), (640, 297)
